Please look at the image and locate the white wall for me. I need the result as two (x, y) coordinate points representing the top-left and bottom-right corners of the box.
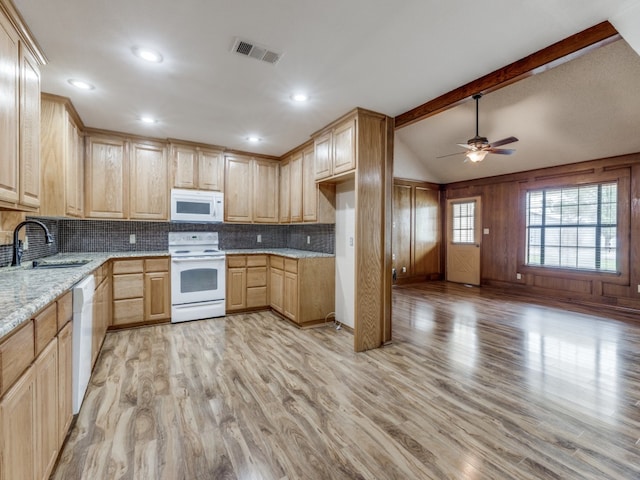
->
(335, 179), (355, 329)
(393, 135), (439, 182)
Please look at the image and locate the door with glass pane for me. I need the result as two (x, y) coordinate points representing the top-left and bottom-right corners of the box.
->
(446, 197), (481, 285)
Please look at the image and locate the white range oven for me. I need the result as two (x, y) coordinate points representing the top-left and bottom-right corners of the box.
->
(169, 232), (226, 322)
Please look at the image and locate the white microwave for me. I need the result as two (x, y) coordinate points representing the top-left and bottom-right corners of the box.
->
(170, 189), (224, 223)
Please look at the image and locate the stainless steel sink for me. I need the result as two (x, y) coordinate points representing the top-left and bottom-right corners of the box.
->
(31, 259), (90, 269)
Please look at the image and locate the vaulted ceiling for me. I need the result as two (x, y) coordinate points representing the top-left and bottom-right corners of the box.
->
(12, 0), (640, 182)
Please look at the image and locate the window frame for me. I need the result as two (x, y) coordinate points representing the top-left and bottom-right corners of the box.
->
(518, 170), (629, 283)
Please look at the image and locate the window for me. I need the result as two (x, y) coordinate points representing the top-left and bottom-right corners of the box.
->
(526, 182), (617, 272)
(452, 201), (475, 244)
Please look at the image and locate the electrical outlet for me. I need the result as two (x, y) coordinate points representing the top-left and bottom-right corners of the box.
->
(23, 236), (29, 251)
(637, 284), (640, 293)
(349, 237), (354, 247)
(257, 234), (262, 243)
(401, 266), (407, 273)
(129, 234), (136, 244)
(516, 273), (522, 280)
(306, 235), (310, 244)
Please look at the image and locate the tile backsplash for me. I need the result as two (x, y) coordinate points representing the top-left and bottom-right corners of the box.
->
(0, 218), (334, 267)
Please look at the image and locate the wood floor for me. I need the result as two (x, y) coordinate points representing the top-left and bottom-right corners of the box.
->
(53, 282), (640, 479)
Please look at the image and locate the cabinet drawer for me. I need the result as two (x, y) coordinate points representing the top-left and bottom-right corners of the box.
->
(112, 259), (144, 274)
(112, 298), (144, 326)
(246, 255), (267, 267)
(270, 255), (284, 270)
(145, 257), (169, 272)
(284, 258), (298, 273)
(227, 255), (246, 268)
(34, 303), (57, 356)
(247, 286), (267, 308)
(247, 266), (267, 287)
(57, 291), (73, 331)
(113, 273), (144, 299)
(0, 321), (35, 396)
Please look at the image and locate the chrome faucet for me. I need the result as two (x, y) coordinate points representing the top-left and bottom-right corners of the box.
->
(11, 220), (54, 266)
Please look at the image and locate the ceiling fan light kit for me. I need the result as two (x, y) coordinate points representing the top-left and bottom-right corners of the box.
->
(439, 93), (519, 162)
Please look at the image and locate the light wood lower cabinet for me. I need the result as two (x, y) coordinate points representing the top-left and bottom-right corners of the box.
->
(227, 253), (334, 325)
(0, 290), (73, 480)
(35, 338), (58, 480)
(226, 255), (268, 312)
(112, 257), (171, 327)
(0, 361), (36, 480)
(93, 263), (111, 366)
(57, 321), (73, 447)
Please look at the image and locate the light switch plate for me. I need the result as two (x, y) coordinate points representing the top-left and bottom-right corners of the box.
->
(483, 228), (490, 235)
(257, 234), (262, 243)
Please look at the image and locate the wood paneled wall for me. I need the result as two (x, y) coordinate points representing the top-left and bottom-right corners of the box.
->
(392, 179), (442, 284)
(444, 153), (640, 316)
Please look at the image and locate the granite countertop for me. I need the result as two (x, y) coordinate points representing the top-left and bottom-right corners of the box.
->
(223, 248), (334, 259)
(0, 251), (168, 341)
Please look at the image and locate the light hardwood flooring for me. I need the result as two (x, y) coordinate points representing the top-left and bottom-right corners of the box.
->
(53, 282), (640, 479)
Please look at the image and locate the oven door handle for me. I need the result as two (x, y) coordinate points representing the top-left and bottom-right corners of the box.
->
(171, 256), (226, 262)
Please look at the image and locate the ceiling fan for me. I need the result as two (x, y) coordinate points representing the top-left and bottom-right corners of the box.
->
(439, 93), (518, 162)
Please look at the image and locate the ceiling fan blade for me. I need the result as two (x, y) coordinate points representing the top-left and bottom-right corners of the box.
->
(488, 148), (516, 155)
(436, 151), (467, 159)
(456, 143), (471, 149)
(488, 136), (518, 148)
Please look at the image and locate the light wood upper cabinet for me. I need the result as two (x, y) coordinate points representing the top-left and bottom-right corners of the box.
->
(253, 159), (279, 223)
(314, 132), (332, 181)
(85, 133), (169, 220)
(19, 45), (41, 210)
(40, 96), (84, 218)
(225, 155), (253, 222)
(130, 141), (168, 220)
(225, 155), (279, 223)
(0, 13), (20, 206)
(198, 148), (224, 191)
(172, 143), (223, 191)
(0, 9), (42, 212)
(289, 151), (303, 222)
(85, 135), (128, 219)
(279, 158), (290, 223)
(65, 117), (84, 217)
(314, 115), (357, 181)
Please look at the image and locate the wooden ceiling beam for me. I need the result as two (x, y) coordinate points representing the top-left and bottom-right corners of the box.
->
(394, 21), (620, 129)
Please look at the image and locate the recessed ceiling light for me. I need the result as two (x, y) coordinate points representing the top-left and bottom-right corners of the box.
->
(68, 79), (95, 90)
(291, 93), (309, 102)
(247, 136), (261, 143)
(132, 46), (163, 63)
(139, 115), (158, 124)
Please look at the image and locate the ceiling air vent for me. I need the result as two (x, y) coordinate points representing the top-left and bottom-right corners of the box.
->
(231, 37), (282, 65)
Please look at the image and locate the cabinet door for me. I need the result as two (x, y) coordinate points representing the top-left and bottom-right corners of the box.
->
(0, 365), (36, 480)
(269, 268), (284, 313)
(314, 132), (332, 180)
(85, 135), (127, 218)
(283, 271), (299, 322)
(0, 15), (20, 205)
(290, 151), (303, 222)
(224, 155), (252, 222)
(35, 339), (58, 480)
(198, 148), (223, 191)
(332, 118), (356, 175)
(279, 158), (290, 223)
(226, 267), (246, 311)
(253, 159), (279, 223)
(302, 145), (317, 222)
(19, 45), (41, 209)
(172, 144), (197, 189)
(145, 271), (171, 321)
(57, 322), (73, 447)
(65, 114), (84, 217)
(130, 141), (168, 220)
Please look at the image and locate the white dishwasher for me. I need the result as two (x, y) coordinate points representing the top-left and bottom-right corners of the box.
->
(72, 275), (95, 414)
